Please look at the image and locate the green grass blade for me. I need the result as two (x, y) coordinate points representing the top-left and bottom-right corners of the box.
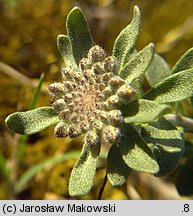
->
(15, 150), (80, 193)
(0, 151), (10, 180)
(28, 73), (45, 110)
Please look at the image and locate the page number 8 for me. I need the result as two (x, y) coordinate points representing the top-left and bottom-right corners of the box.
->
(182, 204), (189, 212)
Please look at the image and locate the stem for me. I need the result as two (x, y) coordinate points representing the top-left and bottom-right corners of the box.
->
(0, 61), (32, 85)
(165, 114), (193, 132)
(97, 173), (107, 200)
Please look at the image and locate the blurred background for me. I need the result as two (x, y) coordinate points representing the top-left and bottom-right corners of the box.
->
(0, 0), (193, 200)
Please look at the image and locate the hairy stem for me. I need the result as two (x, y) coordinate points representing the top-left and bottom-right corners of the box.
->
(165, 114), (193, 132)
(0, 61), (32, 85)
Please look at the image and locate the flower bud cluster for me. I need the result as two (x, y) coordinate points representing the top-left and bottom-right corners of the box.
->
(49, 45), (136, 147)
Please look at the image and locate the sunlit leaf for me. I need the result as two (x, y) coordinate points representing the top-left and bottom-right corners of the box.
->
(119, 124), (159, 174)
(172, 47), (193, 74)
(69, 143), (100, 196)
(107, 144), (132, 186)
(5, 107), (60, 135)
(124, 99), (171, 124)
(113, 6), (141, 69)
(66, 7), (93, 63)
(141, 118), (184, 176)
(146, 53), (171, 87)
(143, 68), (193, 103)
(120, 43), (154, 83)
(57, 34), (77, 68)
(129, 77), (144, 99)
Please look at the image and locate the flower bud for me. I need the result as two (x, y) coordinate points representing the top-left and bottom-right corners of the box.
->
(79, 57), (91, 70)
(91, 120), (104, 132)
(64, 81), (76, 91)
(117, 84), (136, 104)
(83, 69), (95, 80)
(102, 86), (114, 98)
(88, 45), (106, 63)
(108, 110), (123, 125)
(101, 125), (121, 145)
(109, 76), (124, 87)
(61, 67), (73, 80)
(48, 83), (65, 98)
(91, 62), (104, 74)
(102, 72), (112, 83)
(106, 95), (119, 108)
(85, 130), (100, 147)
(104, 56), (118, 73)
(68, 124), (82, 138)
(59, 109), (70, 119)
(63, 93), (73, 103)
(52, 99), (67, 112)
(54, 122), (69, 138)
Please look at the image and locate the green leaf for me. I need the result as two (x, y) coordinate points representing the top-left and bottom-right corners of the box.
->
(119, 43), (154, 83)
(176, 157), (193, 196)
(57, 34), (77, 68)
(28, 73), (45, 110)
(113, 6), (141, 69)
(141, 118), (184, 176)
(143, 68), (193, 103)
(107, 144), (132, 186)
(119, 124), (159, 174)
(0, 151), (10, 180)
(129, 77), (144, 99)
(146, 53), (171, 87)
(5, 107), (60, 135)
(69, 142), (100, 196)
(15, 150), (80, 193)
(66, 7), (93, 64)
(172, 47), (193, 74)
(124, 99), (171, 124)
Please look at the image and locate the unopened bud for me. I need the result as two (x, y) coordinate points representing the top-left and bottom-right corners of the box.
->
(91, 62), (104, 74)
(54, 122), (69, 138)
(104, 56), (118, 73)
(52, 99), (67, 112)
(108, 110), (123, 125)
(85, 130), (100, 147)
(117, 84), (136, 104)
(48, 83), (65, 98)
(88, 45), (106, 63)
(101, 125), (121, 145)
(68, 124), (82, 138)
(109, 76), (124, 87)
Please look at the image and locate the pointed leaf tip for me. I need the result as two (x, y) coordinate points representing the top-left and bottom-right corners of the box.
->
(172, 47), (193, 74)
(113, 5), (141, 69)
(120, 43), (154, 83)
(144, 68), (193, 103)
